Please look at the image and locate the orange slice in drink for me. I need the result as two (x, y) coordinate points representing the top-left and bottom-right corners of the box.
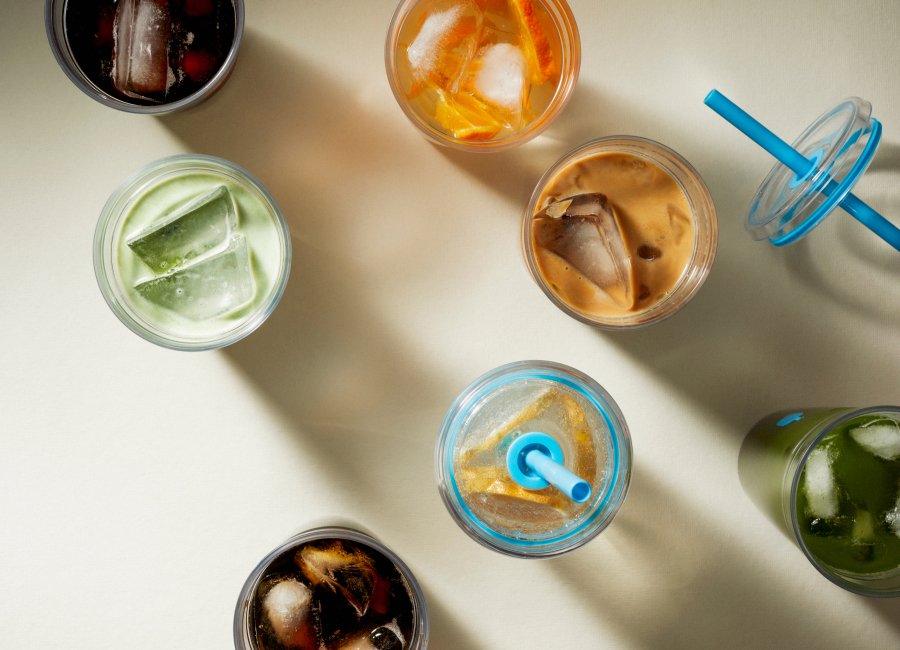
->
(508, 0), (556, 84)
(434, 90), (504, 141)
(458, 465), (566, 509)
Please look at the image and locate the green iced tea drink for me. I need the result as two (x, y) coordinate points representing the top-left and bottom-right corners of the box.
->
(94, 155), (291, 350)
(739, 407), (900, 596)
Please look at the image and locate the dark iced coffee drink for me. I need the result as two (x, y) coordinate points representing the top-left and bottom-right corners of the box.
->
(62, 0), (237, 106)
(235, 529), (428, 650)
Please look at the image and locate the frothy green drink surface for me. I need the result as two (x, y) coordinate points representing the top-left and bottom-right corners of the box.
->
(115, 171), (284, 340)
(797, 414), (900, 576)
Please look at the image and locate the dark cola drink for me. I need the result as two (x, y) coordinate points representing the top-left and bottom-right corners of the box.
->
(241, 534), (426, 650)
(63, 0), (236, 105)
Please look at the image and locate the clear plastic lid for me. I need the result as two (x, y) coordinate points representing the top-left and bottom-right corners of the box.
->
(436, 361), (632, 558)
(747, 97), (881, 244)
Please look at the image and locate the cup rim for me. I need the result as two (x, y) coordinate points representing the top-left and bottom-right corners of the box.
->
(232, 526), (430, 649)
(788, 405), (900, 597)
(93, 154), (292, 351)
(44, 0), (245, 114)
(384, 0), (581, 152)
(522, 135), (718, 329)
(435, 360), (632, 558)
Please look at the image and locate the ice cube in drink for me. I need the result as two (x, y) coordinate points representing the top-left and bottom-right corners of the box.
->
(127, 185), (238, 272)
(532, 193), (636, 309)
(133, 234), (255, 320)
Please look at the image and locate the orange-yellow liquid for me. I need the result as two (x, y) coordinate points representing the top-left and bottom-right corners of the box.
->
(396, 0), (564, 142)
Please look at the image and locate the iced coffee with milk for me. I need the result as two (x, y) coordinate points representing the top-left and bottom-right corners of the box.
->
(523, 137), (717, 328)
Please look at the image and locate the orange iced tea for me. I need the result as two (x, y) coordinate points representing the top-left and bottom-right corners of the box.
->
(387, 0), (579, 150)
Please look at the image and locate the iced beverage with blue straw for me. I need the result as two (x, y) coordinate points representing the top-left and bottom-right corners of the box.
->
(436, 361), (631, 557)
(739, 407), (900, 596)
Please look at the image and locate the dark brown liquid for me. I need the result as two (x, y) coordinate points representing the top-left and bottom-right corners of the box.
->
(250, 538), (415, 650)
(64, 0), (236, 105)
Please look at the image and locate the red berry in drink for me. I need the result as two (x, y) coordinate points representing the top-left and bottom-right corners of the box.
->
(183, 50), (217, 82)
(184, 0), (214, 17)
(96, 7), (114, 47)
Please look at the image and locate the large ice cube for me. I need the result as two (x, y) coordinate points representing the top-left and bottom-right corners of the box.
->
(850, 508), (876, 562)
(407, 2), (482, 92)
(296, 542), (377, 619)
(337, 622), (405, 650)
(849, 418), (900, 460)
(112, 0), (172, 100)
(133, 234), (254, 320)
(802, 446), (838, 520)
(460, 387), (558, 466)
(262, 579), (315, 649)
(886, 491), (900, 538)
(127, 185), (237, 272)
(533, 193), (635, 308)
(471, 43), (527, 116)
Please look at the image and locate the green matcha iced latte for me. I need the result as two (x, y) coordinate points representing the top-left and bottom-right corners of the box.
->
(94, 155), (291, 350)
(740, 407), (900, 596)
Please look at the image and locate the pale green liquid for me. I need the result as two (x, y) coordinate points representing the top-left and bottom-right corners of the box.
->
(114, 171), (284, 342)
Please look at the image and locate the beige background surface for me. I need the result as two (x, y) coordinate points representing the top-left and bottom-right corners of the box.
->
(2, 0), (899, 648)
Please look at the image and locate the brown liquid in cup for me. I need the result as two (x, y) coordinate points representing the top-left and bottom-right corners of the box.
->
(532, 152), (695, 318)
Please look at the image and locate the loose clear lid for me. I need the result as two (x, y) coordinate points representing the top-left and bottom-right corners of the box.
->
(747, 97), (881, 244)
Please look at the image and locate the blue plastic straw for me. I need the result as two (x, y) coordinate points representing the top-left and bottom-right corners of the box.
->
(705, 90), (900, 251)
(506, 432), (593, 503)
(524, 449), (592, 503)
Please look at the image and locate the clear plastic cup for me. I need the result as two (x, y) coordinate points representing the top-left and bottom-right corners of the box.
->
(523, 136), (718, 328)
(234, 527), (429, 649)
(739, 407), (900, 596)
(436, 361), (632, 558)
(45, 0), (244, 114)
(94, 154), (291, 350)
(385, 0), (581, 152)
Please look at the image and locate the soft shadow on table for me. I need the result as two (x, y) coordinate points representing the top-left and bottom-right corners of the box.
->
(281, 516), (482, 648)
(782, 141), (900, 321)
(157, 31), (401, 227)
(593, 181), (899, 440)
(547, 469), (900, 647)
(423, 588), (485, 649)
(868, 598), (900, 639)
(155, 31), (900, 644)
(156, 27), (459, 508)
(581, 94), (899, 436)
(432, 83), (686, 214)
(158, 33), (483, 643)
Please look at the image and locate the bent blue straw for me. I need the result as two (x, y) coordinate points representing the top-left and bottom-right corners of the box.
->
(506, 431), (592, 503)
(524, 448), (592, 503)
(705, 90), (900, 251)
